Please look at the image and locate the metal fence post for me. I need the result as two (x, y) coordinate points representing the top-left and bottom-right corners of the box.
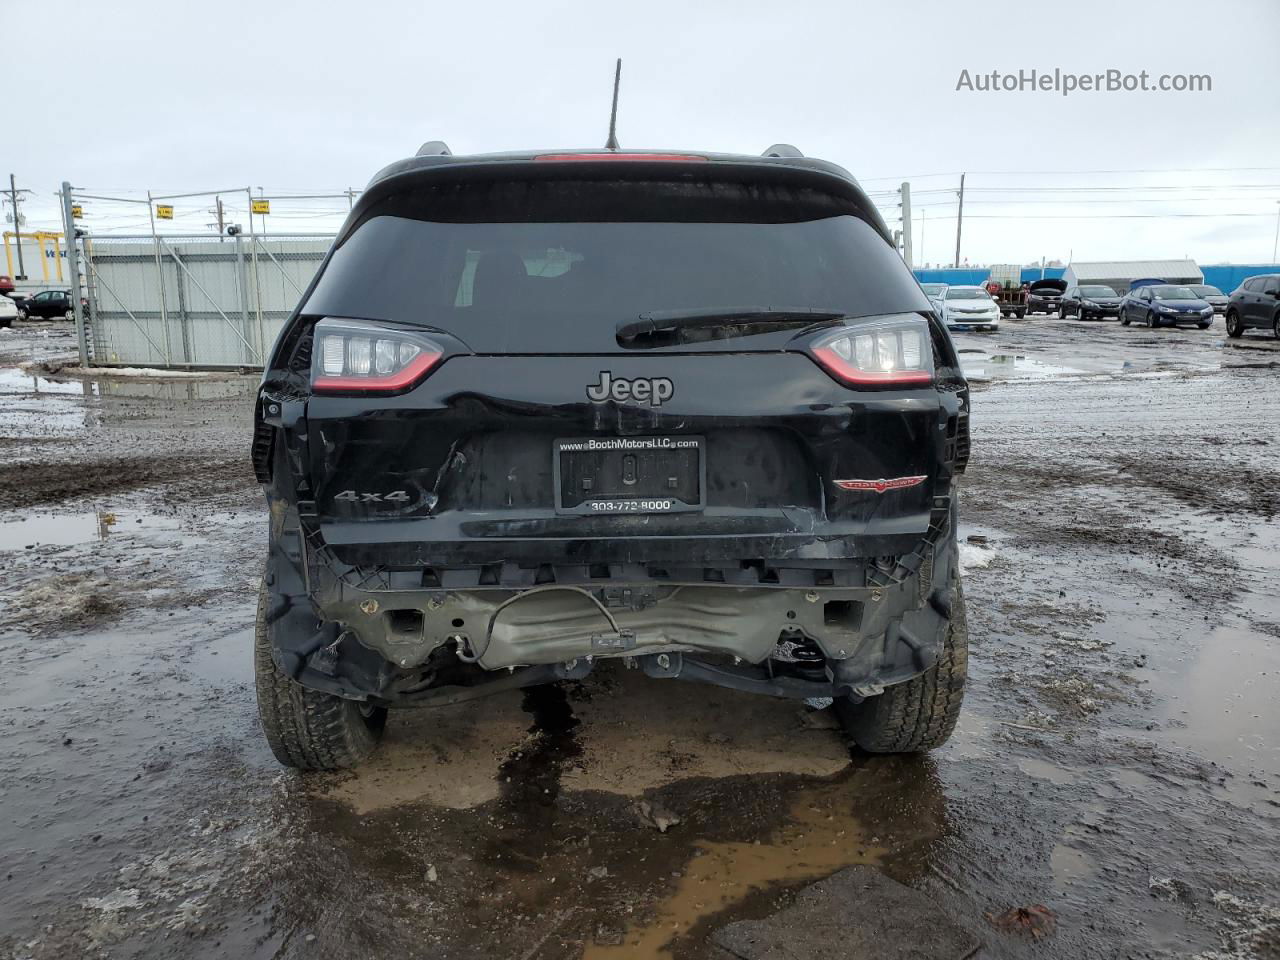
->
(60, 182), (89, 366)
(147, 190), (173, 366)
(234, 231), (253, 365)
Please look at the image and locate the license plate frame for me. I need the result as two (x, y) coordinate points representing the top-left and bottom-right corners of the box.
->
(553, 435), (706, 516)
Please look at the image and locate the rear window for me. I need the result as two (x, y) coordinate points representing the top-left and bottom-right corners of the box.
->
(303, 178), (930, 353)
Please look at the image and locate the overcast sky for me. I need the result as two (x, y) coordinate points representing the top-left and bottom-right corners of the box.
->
(7, 0), (1280, 266)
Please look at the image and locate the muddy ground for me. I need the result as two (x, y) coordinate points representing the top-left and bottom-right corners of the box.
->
(1, 317), (1277, 960)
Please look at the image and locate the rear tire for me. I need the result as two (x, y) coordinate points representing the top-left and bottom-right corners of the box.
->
(254, 582), (387, 770)
(835, 587), (968, 753)
(1225, 311), (1243, 338)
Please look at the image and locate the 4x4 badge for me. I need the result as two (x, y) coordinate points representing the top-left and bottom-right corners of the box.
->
(586, 371), (674, 406)
(834, 476), (926, 493)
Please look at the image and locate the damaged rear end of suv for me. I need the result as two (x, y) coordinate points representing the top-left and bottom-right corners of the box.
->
(252, 143), (971, 770)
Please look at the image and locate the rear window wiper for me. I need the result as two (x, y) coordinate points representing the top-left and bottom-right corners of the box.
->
(617, 307), (847, 342)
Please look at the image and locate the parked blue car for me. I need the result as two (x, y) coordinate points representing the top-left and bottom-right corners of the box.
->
(1118, 284), (1215, 329)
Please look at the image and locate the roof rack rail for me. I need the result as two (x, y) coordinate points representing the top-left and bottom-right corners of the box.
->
(762, 144), (804, 158)
(416, 141), (453, 157)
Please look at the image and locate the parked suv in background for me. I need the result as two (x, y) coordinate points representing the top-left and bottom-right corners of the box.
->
(1225, 275), (1280, 339)
(1119, 284), (1214, 328)
(1059, 284), (1121, 320)
(1025, 278), (1066, 315)
(252, 143), (971, 770)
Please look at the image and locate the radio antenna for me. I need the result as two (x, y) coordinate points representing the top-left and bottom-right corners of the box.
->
(605, 58), (622, 149)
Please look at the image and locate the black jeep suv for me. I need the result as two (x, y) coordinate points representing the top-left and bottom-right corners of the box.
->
(252, 144), (971, 769)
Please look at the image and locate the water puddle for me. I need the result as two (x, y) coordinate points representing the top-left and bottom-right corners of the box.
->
(0, 366), (90, 395)
(583, 779), (885, 959)
(961, 353), (1087, 382)
(0, 508), (181, 551)
(0, 364), (256, 401)
(1151, 622), (1279, 780)
(1017, 756), (1078, 785)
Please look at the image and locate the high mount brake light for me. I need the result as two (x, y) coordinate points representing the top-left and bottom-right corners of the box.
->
(311, 318), (443, 393)
(533, 153), (708, 163)
(809, 316), (934, 386)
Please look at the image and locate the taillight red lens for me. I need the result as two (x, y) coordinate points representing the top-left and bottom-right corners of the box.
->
(311, 318), (444, 394)
(809, 316), (934, 386)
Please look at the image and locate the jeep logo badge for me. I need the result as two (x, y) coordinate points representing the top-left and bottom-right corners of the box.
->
(586, 371), (674, 406)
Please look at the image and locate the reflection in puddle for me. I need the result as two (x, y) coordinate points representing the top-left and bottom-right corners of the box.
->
(0, 365), (256, 401)
(584, 780), (885, 960)
(961, 353), (1087, 381)
(0, 508), (180, 551)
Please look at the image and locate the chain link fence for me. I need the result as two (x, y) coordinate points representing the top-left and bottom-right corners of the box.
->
(82, 233), (332, 369)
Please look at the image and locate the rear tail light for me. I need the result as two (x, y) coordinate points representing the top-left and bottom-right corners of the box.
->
(311, 317), (444, 393)
(809, 316), (934, 386)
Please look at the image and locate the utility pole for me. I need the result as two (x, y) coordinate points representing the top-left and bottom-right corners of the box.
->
(257, 187), (266, 237)
(345, 187), (356, 211)
(921, 208), (927, 267)
(953, 172), (966, 268)
(897, 182), (913, 268)
(7, 174), (30, 279)
(216, 196), (225, 240)
(1272, 201), (1279, 264)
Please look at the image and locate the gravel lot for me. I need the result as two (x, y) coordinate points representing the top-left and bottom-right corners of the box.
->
(1, 317), (1277, 960)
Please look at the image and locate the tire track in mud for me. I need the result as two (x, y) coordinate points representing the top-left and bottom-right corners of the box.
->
(0, 453), (255, 510)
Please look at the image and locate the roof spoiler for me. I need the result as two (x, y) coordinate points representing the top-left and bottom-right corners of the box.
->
(416, 141), (453, 157)
(762, 144), (804, 158)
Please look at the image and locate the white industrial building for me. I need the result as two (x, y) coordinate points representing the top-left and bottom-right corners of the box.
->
(1061, 260), (1203, 295)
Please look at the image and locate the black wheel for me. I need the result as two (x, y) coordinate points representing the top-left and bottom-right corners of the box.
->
(1015, 309), (1025, 319)
(254, 581), (387, 770)
(63, 309), (75, 321)
(1197, 322), (1210, 330)
(1225, 311), (1243, 338)
(1120, 308), (1130, 326)
(835, 587), (968, 753)
(1146, 310), (1157, 328)
(1273, 314), (1280, 340)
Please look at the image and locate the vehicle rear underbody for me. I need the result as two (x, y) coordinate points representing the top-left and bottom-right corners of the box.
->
(253, 152), (971, 767)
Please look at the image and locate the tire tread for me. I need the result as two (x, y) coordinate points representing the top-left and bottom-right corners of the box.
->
(836, 588), (968, 753)
(253, 584), (384, 770)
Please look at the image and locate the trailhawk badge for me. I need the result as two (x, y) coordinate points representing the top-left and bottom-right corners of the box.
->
(586, 371), (674, 406)
(834, 476), (927, 493)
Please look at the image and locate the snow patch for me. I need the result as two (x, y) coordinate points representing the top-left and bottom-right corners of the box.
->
(18, 360), (215, 379)
(1194, 891), (1280, 960)
(82, 888), (143, 911)
(959, 541), (995, 573)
